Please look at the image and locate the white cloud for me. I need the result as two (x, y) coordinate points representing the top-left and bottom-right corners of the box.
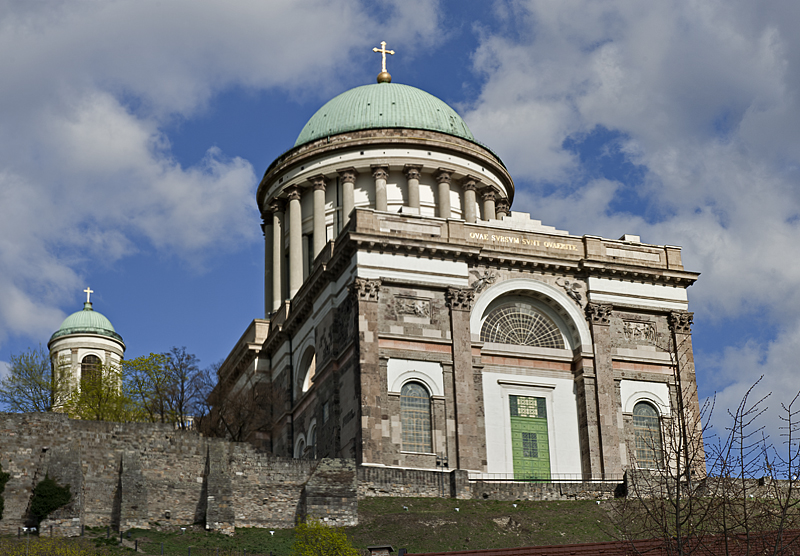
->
(0, 361), (9, 381)
(465, 0), (800, 413)
(0, 0), (447, 348)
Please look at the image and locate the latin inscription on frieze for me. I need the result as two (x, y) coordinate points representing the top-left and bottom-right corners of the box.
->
(468, 231), (579, 252)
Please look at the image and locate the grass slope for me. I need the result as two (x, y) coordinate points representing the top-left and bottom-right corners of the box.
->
(0, 498), (616, 555)
(350, 497), (615, 554)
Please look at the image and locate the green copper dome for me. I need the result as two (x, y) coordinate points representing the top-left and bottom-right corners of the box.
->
(294, 83), (475, 147)
(49, 302), (124, 344)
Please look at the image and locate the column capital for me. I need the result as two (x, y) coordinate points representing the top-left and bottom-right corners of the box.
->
(404, 164), (422, 180)
(435, 168), (454, 184)
(446, 287), (474, 311)
(371, 165), (389, 180)
(286, 187), (302, 202)
(337, 167), (359, 183)
(496, 198), (510, 212)
(268, 199), (285, 214)
(585, 303), (613, 325)
(352, 278), (381, 301)
(309, 174), (327, 191)
(669, 311), (694, 334)
(481, 189), (496, 202)
(461, 175), (481, 191)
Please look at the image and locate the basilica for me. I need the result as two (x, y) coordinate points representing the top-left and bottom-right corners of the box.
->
(211, 47), (701, 480)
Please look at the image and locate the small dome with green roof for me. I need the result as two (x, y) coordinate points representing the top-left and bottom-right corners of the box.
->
(294, 82), (475, 147)
(49, 301), (124, 345)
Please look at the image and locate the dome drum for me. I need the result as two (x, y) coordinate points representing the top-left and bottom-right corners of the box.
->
(258, 80), (515, 317)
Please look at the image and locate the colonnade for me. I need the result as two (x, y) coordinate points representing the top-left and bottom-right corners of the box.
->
(263, 167), (510, 315)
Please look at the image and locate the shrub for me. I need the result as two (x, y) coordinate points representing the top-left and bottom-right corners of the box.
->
(29, 475), (71, 525)
(292, 519), (359, 556)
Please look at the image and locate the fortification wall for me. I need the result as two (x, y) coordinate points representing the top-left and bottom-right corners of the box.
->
(0, 413), (625, 537)
(0, 413), (356, 535)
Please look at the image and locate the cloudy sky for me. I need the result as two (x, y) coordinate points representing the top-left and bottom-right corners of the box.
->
(1, 0), (798, 443)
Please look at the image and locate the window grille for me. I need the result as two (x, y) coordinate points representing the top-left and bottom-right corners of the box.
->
(522, 432), (538, 458)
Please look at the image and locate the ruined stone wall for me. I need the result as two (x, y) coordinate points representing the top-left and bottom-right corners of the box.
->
(0, 413), (356, 535)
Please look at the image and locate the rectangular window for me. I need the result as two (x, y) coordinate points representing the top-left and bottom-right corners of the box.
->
(510, 395), (547, 418)
(522, 432), (538, 458)
(322, 401), (330, 424)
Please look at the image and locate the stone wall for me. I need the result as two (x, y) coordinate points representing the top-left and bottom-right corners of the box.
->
(471, 480), (621, 501)
(1, 412), (636, 538)
(0, 413), (355, 535)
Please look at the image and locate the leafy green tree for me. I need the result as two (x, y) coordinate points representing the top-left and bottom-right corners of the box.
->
(123, 352), (171, 422)
(29, 475), (71, 526)
(63, 362), (137, 421)
(122, 348), (203, 428)
(0, 345), (69, 412)
(292, 520), (359, 556)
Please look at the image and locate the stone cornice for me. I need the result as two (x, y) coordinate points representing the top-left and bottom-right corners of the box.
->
(256, 210), (699, 356)
(257, 128), (514, 210)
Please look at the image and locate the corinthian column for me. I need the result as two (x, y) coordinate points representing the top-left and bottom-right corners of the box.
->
(270, 200), (285, 312)
(461, 176), (480, 223)
(337, 168), (358, 226)
(372, 165), (389, 212)
(482, 189), (496, 220)
(404, 164), (422, 213)
(287, 187), (303, 298)
(436, 168), (453, 219)
(310, 175), (327, 257)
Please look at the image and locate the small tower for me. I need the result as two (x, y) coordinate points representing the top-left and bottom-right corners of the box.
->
(47, 288), (125, 398)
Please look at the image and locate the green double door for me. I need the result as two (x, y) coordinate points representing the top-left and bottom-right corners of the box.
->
(509, 395), (551, 480)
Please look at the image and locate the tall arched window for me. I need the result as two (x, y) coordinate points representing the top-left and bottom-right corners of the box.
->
(401, 382), (432, 453)
(308, 425), (317, 459)
(81, 354), (101, 387)
(633, 402), (663, 468)
(481, 302), (565, 348)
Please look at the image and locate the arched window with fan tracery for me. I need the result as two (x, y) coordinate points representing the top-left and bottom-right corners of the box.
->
(480, 302), (565, 348)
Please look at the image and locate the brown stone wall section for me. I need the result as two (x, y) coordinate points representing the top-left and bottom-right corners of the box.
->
(669, 311), (705, 473)
(446, 287), (487, 471)
(585, 303), (622, 475)
(354, 278), (383, 465)
(574, 361), (603, 478)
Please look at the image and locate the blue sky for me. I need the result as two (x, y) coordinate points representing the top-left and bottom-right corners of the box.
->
(1, 0), (800, 442)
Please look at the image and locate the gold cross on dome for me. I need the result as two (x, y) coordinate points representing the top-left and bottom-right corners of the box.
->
(84, 287), (93, 303)
(373, 41), (395, 73)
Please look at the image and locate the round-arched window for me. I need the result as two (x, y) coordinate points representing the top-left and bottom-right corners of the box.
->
(308, 425), (317, 459)
(481, 302), (565, 348)
(81, 354), (101, 387)
(295, 437), (306, 459)
(401, 382), (432, 453)
(633, 402), (663, 469)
